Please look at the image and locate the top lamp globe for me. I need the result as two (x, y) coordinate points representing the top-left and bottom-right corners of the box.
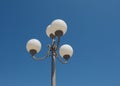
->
(51, 19), (67, 37)
(26, 39), (42, 55)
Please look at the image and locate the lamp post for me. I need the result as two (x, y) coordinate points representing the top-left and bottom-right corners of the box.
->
(26, 19), (73, 86)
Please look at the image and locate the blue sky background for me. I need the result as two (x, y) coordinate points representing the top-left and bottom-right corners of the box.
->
(0, 0), (120, 86)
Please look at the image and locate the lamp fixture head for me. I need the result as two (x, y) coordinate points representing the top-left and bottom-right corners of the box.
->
(59, 44), (73, 60)
(51, 19), (67, 37)
(46, 19), (67, 38)
(26, 39), (42, 55)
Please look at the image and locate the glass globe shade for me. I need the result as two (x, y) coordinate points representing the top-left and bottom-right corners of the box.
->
(46, 25), (56, 38)
(51, 19), (67, 36)
(26, 39), (42, 53)
(59, 44), (73, 57)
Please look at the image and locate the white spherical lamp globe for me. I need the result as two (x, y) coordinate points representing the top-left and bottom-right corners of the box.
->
(59, 44), (73, 60)
(26, 39), (42, 55)
(51, 19), (67, 37)
(46, 25), (56, 38)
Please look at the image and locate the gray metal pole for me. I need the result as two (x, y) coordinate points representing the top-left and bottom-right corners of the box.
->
(51, 52), (56, 86)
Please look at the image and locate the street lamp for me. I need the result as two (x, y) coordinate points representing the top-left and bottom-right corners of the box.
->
(26, 19), (73, 86)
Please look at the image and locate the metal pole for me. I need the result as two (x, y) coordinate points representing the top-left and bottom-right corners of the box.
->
(51, 52), (56, 86)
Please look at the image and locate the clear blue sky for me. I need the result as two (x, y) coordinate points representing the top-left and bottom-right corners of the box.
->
(0, 0), (120, 86)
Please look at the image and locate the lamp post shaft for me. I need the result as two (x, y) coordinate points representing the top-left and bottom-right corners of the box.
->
(51, 52), (56, 86)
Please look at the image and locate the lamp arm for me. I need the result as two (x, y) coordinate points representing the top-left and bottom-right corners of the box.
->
(54, 37), (68, 64)
(32, 46), (51, 61)
(56, 55), (68, 64)
(32, 54), (49, 61)
(57, 37), (60, 49)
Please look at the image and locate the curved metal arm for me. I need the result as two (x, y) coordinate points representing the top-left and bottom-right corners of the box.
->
(53, 37), (68, 64)
(32, 47), (51, 61)
(32, 54), (49, 61)
(56, 55), (68, 64)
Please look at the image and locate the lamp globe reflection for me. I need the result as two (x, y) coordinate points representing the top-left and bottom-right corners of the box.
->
(26, 19), (73, 86)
